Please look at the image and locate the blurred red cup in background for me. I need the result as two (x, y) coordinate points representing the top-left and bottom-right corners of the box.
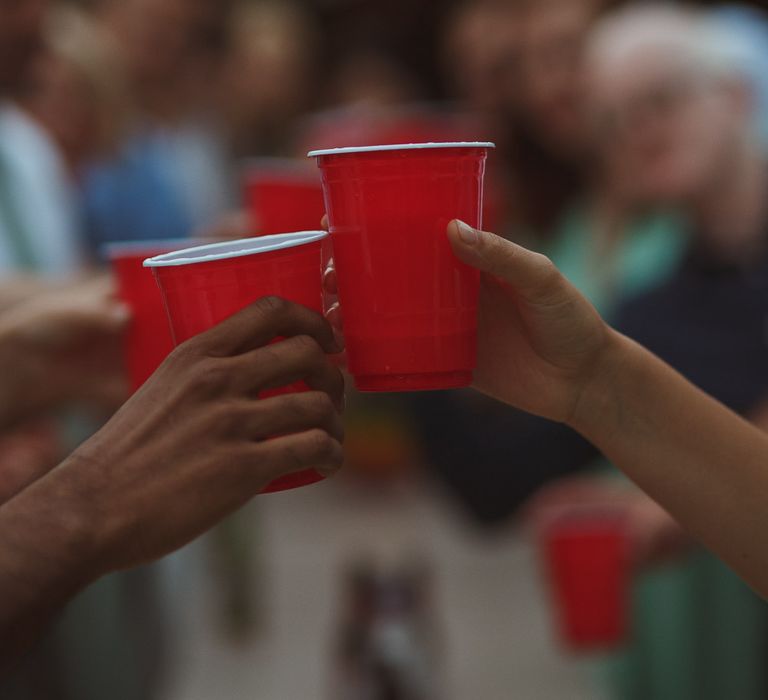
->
(242, 158), (326, 236)
(310, 141), (493, 392)
(144, 231), (329, 494)
(539, 508), (631, 652)
(106, 239), (192, 392)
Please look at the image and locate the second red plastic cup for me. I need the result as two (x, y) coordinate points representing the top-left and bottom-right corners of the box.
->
(144, 231), (329, 494)
(107, 240), (191, 392)
(310, 141), (494, 392)
(539, 509), (631, 651)
(242, 159), (326, 236)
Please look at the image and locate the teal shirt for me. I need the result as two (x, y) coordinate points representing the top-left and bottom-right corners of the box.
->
(545, 205), (688, 318)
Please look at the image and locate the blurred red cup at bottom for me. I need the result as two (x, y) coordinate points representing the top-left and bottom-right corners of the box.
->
(143, 231), (329, 494)
(106, 240), (193, 393)
(539, 509), (631, 652)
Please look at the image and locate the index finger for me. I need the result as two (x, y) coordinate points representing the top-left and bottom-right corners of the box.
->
(193, 297), (342, 357)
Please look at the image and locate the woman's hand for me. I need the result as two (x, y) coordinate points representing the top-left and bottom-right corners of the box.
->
(446, 220), (616, 423)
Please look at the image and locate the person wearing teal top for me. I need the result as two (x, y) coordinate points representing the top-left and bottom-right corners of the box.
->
(539, 6), (768, 699)
(546, 204), (687, 317)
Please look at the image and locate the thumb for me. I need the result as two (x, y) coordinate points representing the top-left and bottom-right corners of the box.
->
(447, 220), (563, 304)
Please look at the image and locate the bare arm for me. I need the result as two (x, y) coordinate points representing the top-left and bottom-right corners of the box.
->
(443, 220), (768, 598)
(0, 298), (345, 668)
(572, 332), (768, 594)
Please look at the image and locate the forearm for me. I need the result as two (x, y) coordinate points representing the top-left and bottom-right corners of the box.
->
(0, 461), (98, 668)
(571, 331), (768, 596)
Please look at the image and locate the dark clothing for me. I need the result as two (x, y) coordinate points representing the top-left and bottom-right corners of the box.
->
(617, 246), (768, 414)
(415, 243), (768, 526)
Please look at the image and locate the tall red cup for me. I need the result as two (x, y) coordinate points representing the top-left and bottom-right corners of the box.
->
(143, 232), (329, 494)
(107, 240), (191, 392)
(242, 159), (326, 236)
(539, 510), (631, 651)
(309, 142), (494, 392)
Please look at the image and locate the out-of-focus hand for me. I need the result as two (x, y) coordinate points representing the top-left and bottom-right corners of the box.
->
(0, 276), (130, 427)
(445, 220), (615, 424)
(525, 475), (690, 570)
(0, 275), (57, 315)
(35, 297), (345, 575)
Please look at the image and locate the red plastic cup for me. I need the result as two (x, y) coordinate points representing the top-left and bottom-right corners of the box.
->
(106, 240), (192, 392)
(539, 509), (631, 651)
(309, 142), (494, 392)
(242, 159), (326, 236)
(143, 231), (329, 494)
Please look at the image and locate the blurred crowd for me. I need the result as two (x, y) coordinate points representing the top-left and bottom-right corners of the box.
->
(4, 0), (768, 698)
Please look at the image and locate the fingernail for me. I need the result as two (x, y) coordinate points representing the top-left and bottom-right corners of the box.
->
(456, 220), (479, 245)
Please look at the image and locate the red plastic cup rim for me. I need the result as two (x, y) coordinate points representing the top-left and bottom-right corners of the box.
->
(306, 141), (496, 158)
(142, 231), (328, 269)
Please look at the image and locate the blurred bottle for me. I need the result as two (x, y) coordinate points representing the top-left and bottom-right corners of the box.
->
(331, 557), (443, 700)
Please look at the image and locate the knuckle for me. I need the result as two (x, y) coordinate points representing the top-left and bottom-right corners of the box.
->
(301, 391), (335, 421)
(292, 334), (324, 360)
(254, 295), (288, 317)
(534, 252), (556, 273)
(206, 402), (234, 433)
(536, 255), (563, 291)
(166, 338), (204, 366)
(190, 357), (230, 394)
(304, 428), (336, 459)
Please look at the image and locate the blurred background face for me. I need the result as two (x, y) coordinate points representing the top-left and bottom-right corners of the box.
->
(512, 0), (595, 155)
(224, 2), (314, 122)
(442, 1), (521, 116)
(0, 0), (47, 94)
(23, 51), (99, 165)
(590, 51), (750, 204)
(103, 0), (201, 83)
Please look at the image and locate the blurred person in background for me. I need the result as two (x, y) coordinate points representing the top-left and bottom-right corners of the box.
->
(419, 4), (768, 697)
(24, 4), (198, 253)
(0, 2), (176, 698)
(417, 0), (686, 526)
(220, 0), (318, 159)
(578, 8), (768, 696)
(92, 0), (233, 242)
(0, 0), (84, 276)
(442, 0), (602, 243)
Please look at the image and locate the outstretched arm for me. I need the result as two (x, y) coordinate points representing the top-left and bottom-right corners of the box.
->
(0, 298), (345, 668)
(446, 220), (768, 597)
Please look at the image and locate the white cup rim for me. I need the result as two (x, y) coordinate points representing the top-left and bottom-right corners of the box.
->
(143, 231), (328, 268)
(307, 141), (496, 158)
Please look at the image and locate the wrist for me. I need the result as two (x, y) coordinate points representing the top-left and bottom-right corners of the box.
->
(0, 456), (105, 599)
(567, 328), (637, 441)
